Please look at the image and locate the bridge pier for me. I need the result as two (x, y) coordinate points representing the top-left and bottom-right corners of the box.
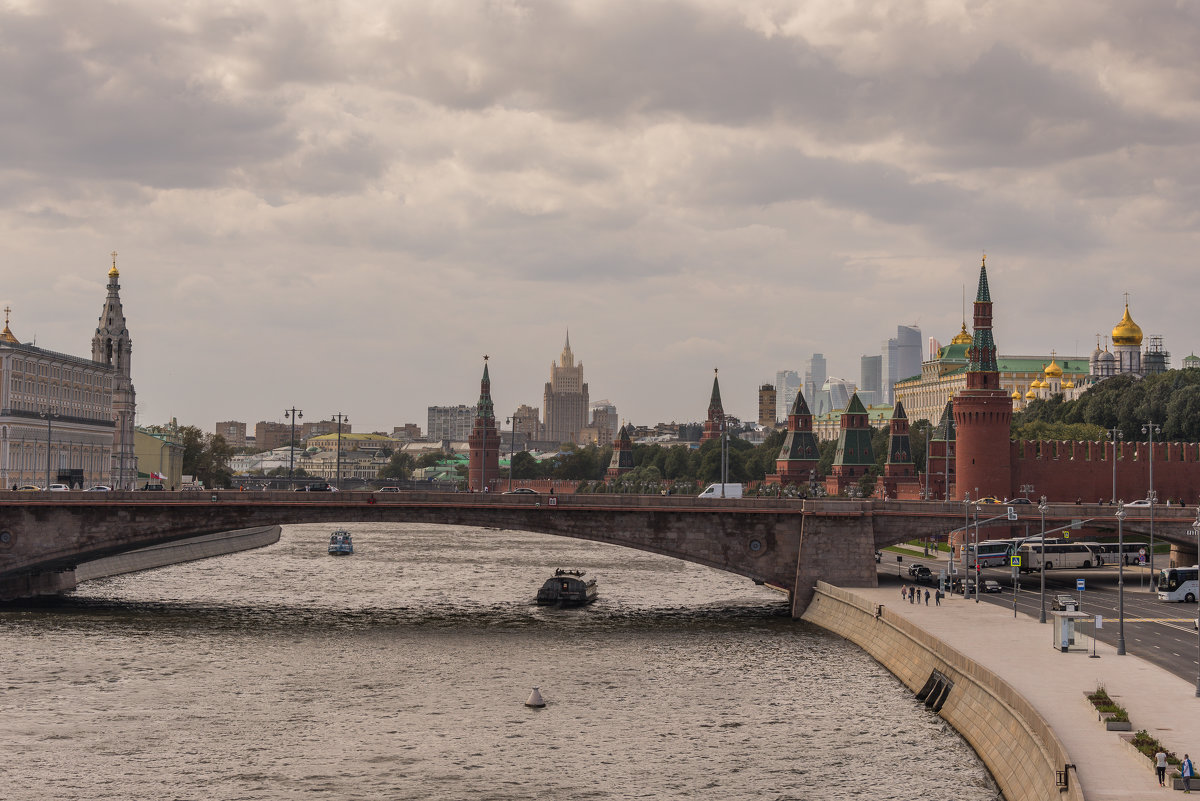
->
(791, 510), (877, 617)
(0, 568), (76, 600)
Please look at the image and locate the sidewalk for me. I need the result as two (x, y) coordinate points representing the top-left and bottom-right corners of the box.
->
(853, 584), (1200, 800)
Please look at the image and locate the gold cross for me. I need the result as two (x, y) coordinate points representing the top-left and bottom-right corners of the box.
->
(3, 306), (9, 326)
(111, 251), (117, 269)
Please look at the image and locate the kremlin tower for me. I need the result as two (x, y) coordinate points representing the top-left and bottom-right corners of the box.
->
(767, 390), (819, 486)
(952, 257), (1012, 501)
(467, 357), (500, 491)
(700, 369), (725, 444)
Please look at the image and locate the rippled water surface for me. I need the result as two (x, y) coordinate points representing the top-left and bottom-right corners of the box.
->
(1, 523), (1001, 800)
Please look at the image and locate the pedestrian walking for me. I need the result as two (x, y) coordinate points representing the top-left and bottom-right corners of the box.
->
(924, 589), (930, 605)
(1182, 753), (1194, 793)
(935, 589), (941, 606)
(1156, 750), (1167, 786)
(909, 586), (915, 604)
(901, 586), (906, 601)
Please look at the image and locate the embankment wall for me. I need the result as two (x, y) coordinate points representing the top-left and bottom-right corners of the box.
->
(74, 525), (281, 582)
(803, 582), (1082, 801)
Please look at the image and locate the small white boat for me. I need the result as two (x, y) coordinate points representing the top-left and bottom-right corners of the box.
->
(328, 530), (353, 555)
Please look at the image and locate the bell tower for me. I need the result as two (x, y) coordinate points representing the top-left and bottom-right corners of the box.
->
(92, 252), (137, 489)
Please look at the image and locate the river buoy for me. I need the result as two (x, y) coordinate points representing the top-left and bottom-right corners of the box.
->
(525, 687), (545, 708)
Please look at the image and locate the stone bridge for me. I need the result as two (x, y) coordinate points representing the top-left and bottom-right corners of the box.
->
(1, 491), (1196, 613)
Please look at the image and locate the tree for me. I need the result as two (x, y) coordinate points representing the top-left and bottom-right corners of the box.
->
(179, 426), (235, 488)
(379, 451), (415, 480)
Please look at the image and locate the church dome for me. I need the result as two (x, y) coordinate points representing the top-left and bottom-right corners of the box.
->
(1044, 359), (1063, 378)
(1063, 378), (1075, 389)
(1111, 304), (1143, 346)
(1011, 390), (1021, 400)
(1025, 389), (1036, 399)
(1099, 349), (1115, 363)
(950, 323), (973, 346)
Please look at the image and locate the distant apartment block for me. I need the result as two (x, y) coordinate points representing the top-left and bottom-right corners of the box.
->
(590, 400), (617, 445)
(392, 423), (422, 441)
(758, 384), (777, 427)
(215, 420), (247, 448)
(428, 405), (475, 442)
(511, 404), (543, 440)
(301, 419), (346, 440)
(254, 421), (292, 451)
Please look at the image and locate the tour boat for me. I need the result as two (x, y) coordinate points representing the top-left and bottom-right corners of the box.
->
(535, 569), (598, 606)
(328, 530), (354, 555)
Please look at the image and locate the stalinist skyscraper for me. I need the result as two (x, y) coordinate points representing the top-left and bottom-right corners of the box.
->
(92, 252), (137, 489)
(543, 332), (589, 445)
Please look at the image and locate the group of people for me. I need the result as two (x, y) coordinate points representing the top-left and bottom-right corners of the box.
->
(901, 585), (943, 606)
(1157, 750), (1194, 791)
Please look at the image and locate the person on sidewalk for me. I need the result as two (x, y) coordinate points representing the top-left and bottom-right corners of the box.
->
(1182, 753), (1194, 792)
(934, 589), (942, 606)
(924, 589), (930, 605)
(1155, 750), (1167, 786)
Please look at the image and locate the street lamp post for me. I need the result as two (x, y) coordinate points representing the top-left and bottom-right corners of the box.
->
(1116, 503), (1127, 655)
(961, 492), (970, 595)
(1038, 496), (1048, 623)
(1107, 428), (1123, 504)
(40, 406), (59, 489)
(332, 413), (349, 490)
(973, 498), (981, 603)
(505, 416), (523, 492)
(285, 407), (303, 488)
(1144, 422), (1160, 586)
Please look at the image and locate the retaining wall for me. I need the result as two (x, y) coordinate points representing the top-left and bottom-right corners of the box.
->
(803, 582), (1082, 801)
(74, 525), (281, 582)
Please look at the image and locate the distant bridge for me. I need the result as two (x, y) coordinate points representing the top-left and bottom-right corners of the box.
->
(1, 491), (1196, 613)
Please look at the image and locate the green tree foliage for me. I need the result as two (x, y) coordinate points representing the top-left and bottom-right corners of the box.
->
(1012, 369), (1200, 442)
(179, 426), (235, 488)
(415, 452), (447, 469)
(509, 451), (543, 479)
(378, 451), (415, 480)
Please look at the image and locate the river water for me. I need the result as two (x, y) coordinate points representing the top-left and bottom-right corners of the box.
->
(1, 523), (1002, 800)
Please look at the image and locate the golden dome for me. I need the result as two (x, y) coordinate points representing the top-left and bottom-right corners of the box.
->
(108, 250), (119, 278)
(1011, 390), (1021, 399)
(1111, 303), (1143, 346)
(0, 307), (16, 344)
(1031, 377), (1044, 389)
(950, 323), (973, 345)
(1044, 359), (1063, 378)
(1063, 378), (1075, 389)
(1025, 389), (1036, 399)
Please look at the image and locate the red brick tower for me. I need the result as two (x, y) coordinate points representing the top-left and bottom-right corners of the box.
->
(467, 357), (500, 491)
(878, 400), (920, 499)
(766, 390), (819, 486)
(700, 369), (725, 444)
(953, 257), (1013, 501)
(606, 424), (634, 479)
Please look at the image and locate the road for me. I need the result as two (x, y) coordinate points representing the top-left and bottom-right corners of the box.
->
(880, 553), (1200, 686)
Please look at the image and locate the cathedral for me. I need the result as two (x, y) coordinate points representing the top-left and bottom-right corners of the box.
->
(0, 253), (137, 489)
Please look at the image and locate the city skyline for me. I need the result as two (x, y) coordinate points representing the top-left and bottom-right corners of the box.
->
(2, 2), (1196, 432)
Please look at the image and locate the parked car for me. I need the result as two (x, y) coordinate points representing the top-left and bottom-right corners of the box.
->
(983, 580), (1002, 593)
(84, 485), (113, 492)
(503, 488), (538, 495)
(48, 484), (70, 492)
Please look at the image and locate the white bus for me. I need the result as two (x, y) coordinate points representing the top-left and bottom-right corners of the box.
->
(1157, 566), (1200, 603)
(1016, 542), (1101, 572)
(965, 540), (1019, 568)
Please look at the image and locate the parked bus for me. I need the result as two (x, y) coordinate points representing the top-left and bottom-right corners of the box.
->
(962, 539), (1021, 569)
(1016, 542), (1101, 572)
(1093, 542), (1149, 566)
(1157, 566), (1200, 603)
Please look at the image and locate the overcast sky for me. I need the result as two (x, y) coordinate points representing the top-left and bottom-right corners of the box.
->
(3, 0), (1197, 433)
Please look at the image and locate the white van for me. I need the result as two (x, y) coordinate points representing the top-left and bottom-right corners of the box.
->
(697, 483), (743, 499)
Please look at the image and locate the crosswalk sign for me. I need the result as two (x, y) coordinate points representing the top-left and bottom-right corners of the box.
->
(1010, 555), (1022, 567)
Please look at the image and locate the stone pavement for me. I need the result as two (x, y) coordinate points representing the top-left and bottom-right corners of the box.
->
(853, 583), (1200, 799)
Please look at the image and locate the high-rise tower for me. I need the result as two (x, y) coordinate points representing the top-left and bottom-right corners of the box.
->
(543, 331), (589, 445)
(92, 252), (136, 489)
(953, 257), (1012, 501)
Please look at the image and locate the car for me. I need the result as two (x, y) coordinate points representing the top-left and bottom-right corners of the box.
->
(304, 483), (338, 492)
(1052, 594), (1079, 611)
(140, 484), (165, 491)
(977, 497), (1002, 504)
(375, 486), (401, 493)
(983, 580), (1002, 593)
(1123, 498), (1153, 507)
(502, 488), (538, 495)
(15, 485), (43, 491)
(48, 483), (70, 492)
(907, 563), (931, 578)
(1008, 497), (1032, 505)
(84, 485), (113, 492)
